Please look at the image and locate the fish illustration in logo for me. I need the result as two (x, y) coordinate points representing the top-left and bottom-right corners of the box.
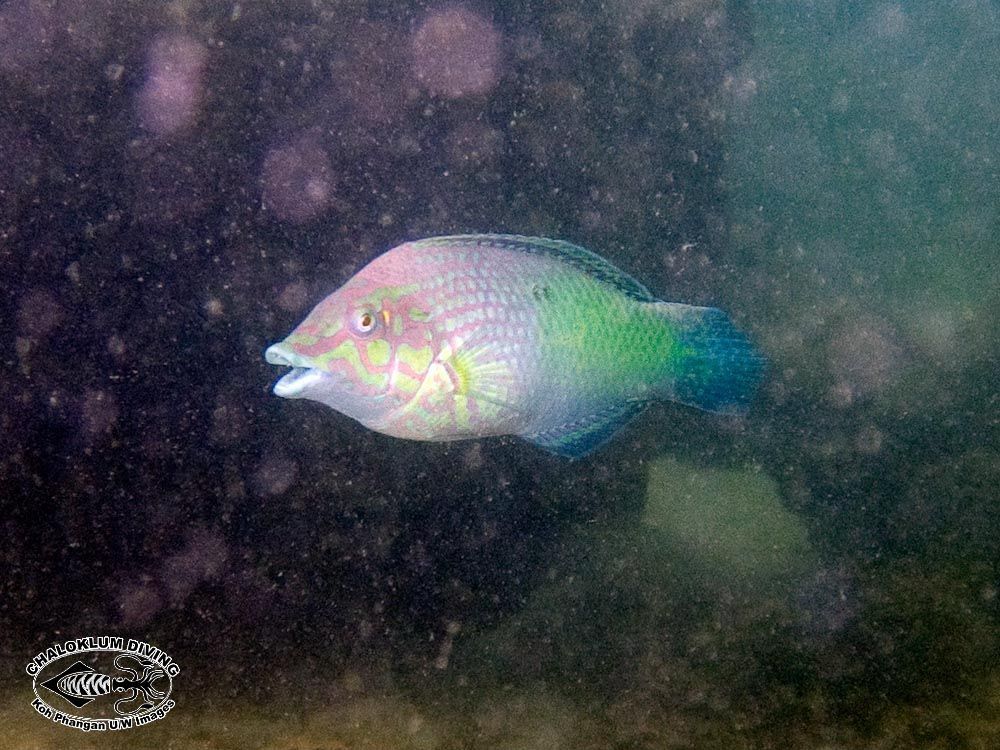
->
(39, 655), (167, 716)
(265, 234), (765, 457)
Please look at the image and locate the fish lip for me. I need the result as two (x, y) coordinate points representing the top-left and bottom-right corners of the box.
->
(265, 342), (299, 367)
(265, 343), (326, 398)
(272, 368), (390, 404)
(265, 341), (390, 402)
(273, 366), (327, 397)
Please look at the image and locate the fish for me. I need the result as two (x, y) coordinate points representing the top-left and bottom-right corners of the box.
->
(265, 234), (765, 458)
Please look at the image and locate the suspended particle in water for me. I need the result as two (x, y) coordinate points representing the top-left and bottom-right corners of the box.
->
(252, 454), (299, 497)
(277, 281), (310, 314)
(107, 334), (126, 358)
(80, 389), (118, 438)
(411, 8), (500, 98)
(261, 132), (334, 224)
(116, 580), (163, 628)
(827, 317), (904, 403)
(160, 528), (229, 607)
(203, 296), (224, 318)
(136, 34), (207, 136)
(17, 289), (64, 340)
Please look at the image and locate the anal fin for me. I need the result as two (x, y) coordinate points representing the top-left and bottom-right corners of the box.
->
(521, 400), (648, 458)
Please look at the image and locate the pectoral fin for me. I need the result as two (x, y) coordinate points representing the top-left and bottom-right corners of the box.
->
(436, 340), (526, 430)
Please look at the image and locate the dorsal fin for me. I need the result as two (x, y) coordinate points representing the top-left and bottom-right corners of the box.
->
(411, 234), (656, 302)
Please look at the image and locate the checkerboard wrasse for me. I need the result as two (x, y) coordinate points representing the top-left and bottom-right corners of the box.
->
(265, 234), (765, 458)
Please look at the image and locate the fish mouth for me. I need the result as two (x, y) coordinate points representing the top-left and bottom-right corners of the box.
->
(265, 340), (398, 428)
(265, 343), (330, 398)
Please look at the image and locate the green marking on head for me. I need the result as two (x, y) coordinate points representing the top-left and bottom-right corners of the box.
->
(366, 339), (391, 367)
(319, 319), (344, 338)
(286, 331), (320, 347)
(392, 371), (422, 395)
(314, 339), (388, 388)
(408, 308), (430, 322)
(397, 343), (433, 376)
(356, 284), (421, 307)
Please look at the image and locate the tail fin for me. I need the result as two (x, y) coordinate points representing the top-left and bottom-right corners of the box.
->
(655, 302), (766, 415)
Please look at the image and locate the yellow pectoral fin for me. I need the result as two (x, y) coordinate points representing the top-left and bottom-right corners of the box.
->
(388, 340), (525, 438)
(442, 343), (524, 425)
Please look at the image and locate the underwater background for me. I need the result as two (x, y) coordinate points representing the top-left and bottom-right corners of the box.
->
(1, 0), (997, 747)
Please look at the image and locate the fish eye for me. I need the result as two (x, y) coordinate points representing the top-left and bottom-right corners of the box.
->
(350, 308), (379, 336)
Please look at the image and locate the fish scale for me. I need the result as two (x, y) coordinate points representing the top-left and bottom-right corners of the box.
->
(265, 234), (765, 457)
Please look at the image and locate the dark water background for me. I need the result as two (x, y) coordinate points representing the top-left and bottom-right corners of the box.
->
(1, 1), (997, 747)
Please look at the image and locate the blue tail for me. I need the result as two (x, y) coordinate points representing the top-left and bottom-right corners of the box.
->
(656, 303), (766, 415)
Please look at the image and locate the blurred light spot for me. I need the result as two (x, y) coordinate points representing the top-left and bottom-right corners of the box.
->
(723, 72), (758, 104)
(827, 317), (904, 403)
(855, 424), (885, 455)
(47, 389), (67, 412)
(161, 529), (229, 607)
(433, 621), (461, 670)
(830, 87), (851, 113)
(64, 261), (81, 285)
(104, 62), (124, 82)
(137, 34), (207, 136)
(203, 296), (224, 318)
(107, 334), (126, 358)
(17, 289), (64, 339)
(261, 133), (334, 224)
(14, 337), (31, 361)
(277, 281), (310, 313)
(512, 30), (543, 62)
(411, 8), (500, 98)
(462, 442), (484, 471)
(210, 395), (248, 447)
(909, 308), (959, 361)
(253, 454), (299, 497)
(864, 129), (909, 179)
(871, 3), (907, 38)
(80, 389), (118, 438)
(116, 580), (163, 628)
(645, 457), (813, 582)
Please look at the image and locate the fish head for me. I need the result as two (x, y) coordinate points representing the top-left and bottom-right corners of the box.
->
(265, 273), (438, 431)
